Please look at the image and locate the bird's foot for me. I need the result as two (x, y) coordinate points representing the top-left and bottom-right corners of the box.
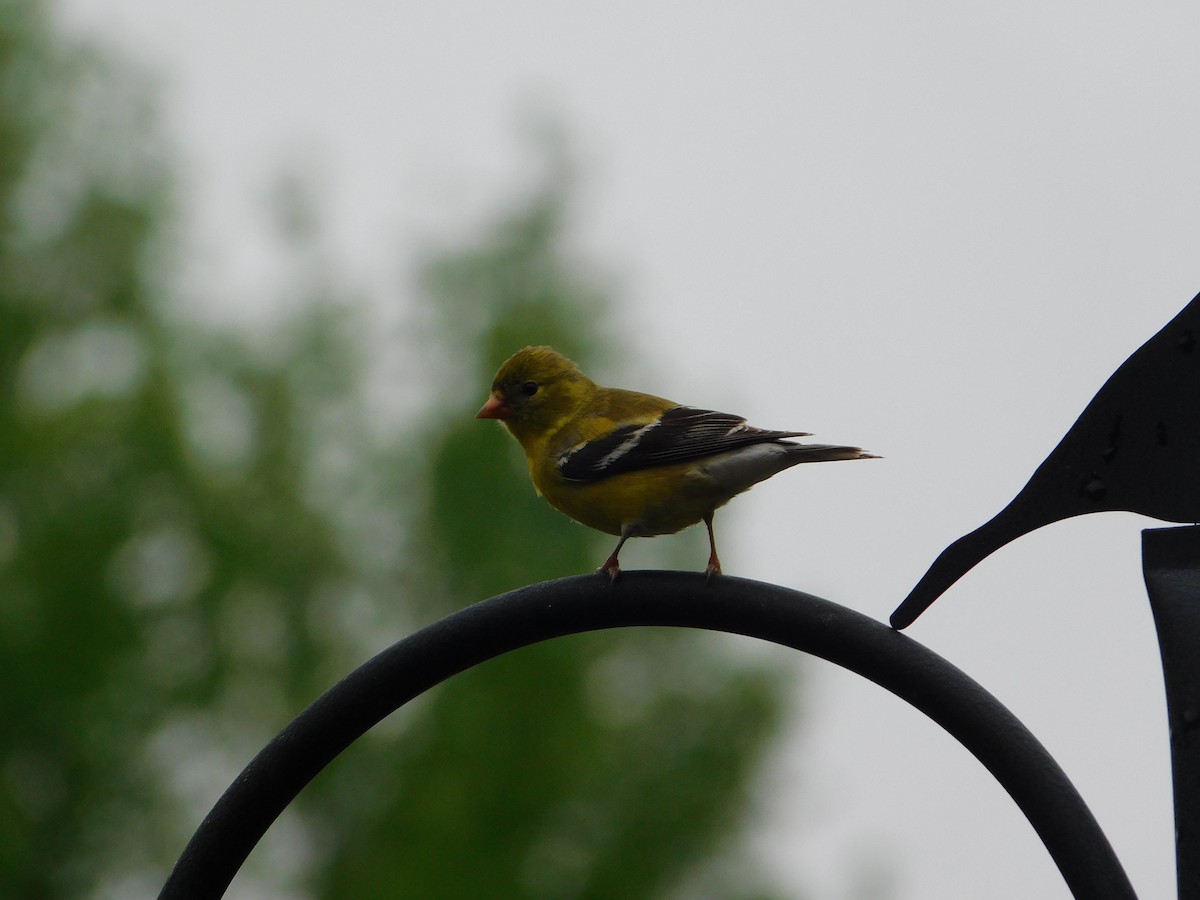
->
(702, 514), (721, 582)
(598, 557), (622, 581)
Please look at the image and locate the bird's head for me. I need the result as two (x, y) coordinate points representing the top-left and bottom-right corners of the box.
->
(477, 346), (594, 443)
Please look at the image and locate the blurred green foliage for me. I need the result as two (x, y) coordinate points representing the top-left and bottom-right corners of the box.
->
(0, 3), (792, 898)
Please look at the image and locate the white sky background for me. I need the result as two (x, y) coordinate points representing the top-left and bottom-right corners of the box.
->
(55, 2), (1200, 898)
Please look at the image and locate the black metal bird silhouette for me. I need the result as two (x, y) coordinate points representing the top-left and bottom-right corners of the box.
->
(891, 290), (1200, 630)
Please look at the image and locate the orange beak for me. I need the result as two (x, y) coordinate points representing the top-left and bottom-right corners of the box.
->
(476, 393), (512, 420)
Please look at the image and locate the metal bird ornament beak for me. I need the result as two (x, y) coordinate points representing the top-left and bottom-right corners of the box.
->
(891, 290), (1200, 630)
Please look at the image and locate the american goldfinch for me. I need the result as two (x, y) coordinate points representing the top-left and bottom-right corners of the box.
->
(477, 346), (876, 579)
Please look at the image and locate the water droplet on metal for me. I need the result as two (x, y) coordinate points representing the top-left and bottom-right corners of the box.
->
(1158, 421), (1169, 447)
(1083, 476), (1106, 501)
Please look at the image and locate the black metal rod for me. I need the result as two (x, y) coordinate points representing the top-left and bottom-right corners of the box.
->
(1143, 526), (1200, 900)
(159, 572), (1135, 900)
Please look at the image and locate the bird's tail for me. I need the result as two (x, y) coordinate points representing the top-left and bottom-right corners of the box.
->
(784, 443), (880, 463)
(701, 440), (877, 497)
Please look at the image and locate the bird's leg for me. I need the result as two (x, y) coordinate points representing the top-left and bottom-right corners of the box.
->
(599, 525), (633, 580)
(703, 512), (722, 579)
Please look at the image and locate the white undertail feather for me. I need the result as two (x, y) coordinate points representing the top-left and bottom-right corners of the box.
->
(701, 442), (875, 495)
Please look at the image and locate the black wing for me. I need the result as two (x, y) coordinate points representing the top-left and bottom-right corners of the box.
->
(557, 406), (809, 482)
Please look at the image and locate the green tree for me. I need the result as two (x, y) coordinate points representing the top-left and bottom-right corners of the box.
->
(0, 4), (792, 898)
(0, 5), (358, 895)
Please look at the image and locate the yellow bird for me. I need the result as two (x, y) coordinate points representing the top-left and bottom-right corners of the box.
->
(477, 346), (876, 579)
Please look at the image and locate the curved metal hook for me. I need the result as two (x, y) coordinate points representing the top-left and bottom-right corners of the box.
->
(159, 572), (1135, 900)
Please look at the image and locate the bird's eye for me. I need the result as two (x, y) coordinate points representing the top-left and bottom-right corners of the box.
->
(520, 381), (539, 396)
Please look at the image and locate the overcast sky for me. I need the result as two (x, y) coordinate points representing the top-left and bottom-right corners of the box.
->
(56, 3), (1200, 898)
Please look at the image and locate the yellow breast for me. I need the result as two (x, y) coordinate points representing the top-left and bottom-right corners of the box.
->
(530, 456), (724, 537)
